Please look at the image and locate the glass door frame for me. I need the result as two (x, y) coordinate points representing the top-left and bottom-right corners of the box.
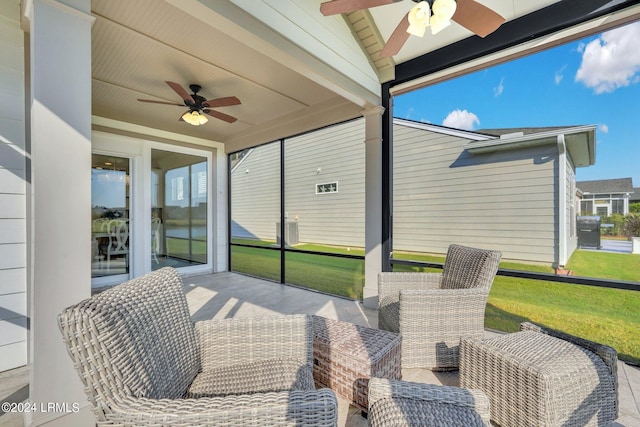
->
(91, 149), (138, 288)
(147, 142), (214, 275)
(92, 131), (215, 288)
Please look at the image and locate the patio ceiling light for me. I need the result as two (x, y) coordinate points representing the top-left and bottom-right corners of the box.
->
(182, 110), (208, 126)
(430, 0), (457, 34)
(407, 1), (430, 37)
(407, 0), (457, 37)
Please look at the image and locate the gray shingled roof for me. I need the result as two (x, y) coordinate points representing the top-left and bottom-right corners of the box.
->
(577, 178), (634, 194)
(630, 187), (640, 202)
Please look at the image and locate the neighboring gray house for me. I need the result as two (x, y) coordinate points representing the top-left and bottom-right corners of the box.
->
(631, 188), (640, 204)
(577, 178), (634, 216)
(231, 118), (596, 267)
(232, 119), (366, 248)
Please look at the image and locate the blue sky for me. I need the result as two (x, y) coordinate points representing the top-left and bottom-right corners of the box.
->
(395, 21), (640, 186)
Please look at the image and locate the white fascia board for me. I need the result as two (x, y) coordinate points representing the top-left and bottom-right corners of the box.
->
(167, 0), (380, 108)
(393, 118), (494, 141)
(92, 116), (225, 150)
(466, 125), (596, 156)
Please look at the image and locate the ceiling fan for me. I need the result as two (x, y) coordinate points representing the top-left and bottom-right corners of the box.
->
(320, 0), (505, 58)
(138, 81), (241, 125)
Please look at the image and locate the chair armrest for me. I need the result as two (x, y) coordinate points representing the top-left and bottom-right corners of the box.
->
(195, 314), (313, 371)
(103, 389), (338, 426)
(378, 272), (441, 301)
(368, 378), (490, 426)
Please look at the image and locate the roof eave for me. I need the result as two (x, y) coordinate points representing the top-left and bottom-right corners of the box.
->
(466, 125), (596, 167)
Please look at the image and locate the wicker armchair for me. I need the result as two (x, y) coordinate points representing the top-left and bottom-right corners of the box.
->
(368, 378), (491, 427)
(378, 244), (502, 369)
(58, 267), (337, 426)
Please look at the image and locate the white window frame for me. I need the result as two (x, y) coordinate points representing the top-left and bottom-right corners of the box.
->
(315, 181), (339, 194)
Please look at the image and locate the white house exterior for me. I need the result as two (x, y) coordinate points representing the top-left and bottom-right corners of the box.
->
(0, 1), (27, 373)
(232, 118), (596, 266)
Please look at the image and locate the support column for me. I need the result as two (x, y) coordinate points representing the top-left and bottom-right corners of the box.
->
(27, 0), (94, 425)
(557, 134), (567, 267)
(362, 106), (385, 308)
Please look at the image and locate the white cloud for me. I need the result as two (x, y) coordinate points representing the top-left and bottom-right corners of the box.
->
(555, 65), (567, 85)
(575, 22), (640, 93)
(442, 109), (480, 130)
(405, 107), (414, 120)
(598, 123), (609, 133)
(493, 77), (504, 97)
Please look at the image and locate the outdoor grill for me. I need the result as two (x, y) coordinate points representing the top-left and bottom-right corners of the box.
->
(577, 216), (601, 249)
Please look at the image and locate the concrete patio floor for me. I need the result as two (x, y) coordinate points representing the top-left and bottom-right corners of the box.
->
(1, 271), (639, 426)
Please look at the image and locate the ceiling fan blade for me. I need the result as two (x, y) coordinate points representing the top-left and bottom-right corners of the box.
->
(165, 81), (195, 105)
(203, 96), (241, 108)
(203, 109), (238, 123)
(379, 11), (410, 58)
(320, 0), (398, 16)
(452, 0), (506, 38)
(138, 99), (184, 106)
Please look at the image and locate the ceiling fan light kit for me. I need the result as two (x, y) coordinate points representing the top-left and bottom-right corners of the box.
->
(407, 0), (457, 37)
(320, 0), (505, 57)
(182, 110), (208, 126)
(137, 81), (241, 126)
(407, 1), (430, 37)
(430, 0), (456, 34)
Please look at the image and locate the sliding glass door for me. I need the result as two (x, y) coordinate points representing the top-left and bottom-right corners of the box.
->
(91, 132), (214, 288)
(151, 149), (208, 270)
(91, 154), (131, 280)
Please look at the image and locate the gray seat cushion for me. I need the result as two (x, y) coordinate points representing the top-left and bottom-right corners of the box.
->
(186, 360), (314, 398)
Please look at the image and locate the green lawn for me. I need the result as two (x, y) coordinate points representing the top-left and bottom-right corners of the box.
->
(230, 245), (363, 298)
(231, 242), (640, 365)
(567, 249), (640, 281)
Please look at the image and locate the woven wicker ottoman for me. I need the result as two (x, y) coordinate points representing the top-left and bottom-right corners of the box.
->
(460, 322), (618, 427)
(312, 315), (402, 412)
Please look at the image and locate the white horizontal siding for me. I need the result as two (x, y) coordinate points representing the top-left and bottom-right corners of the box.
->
(0, 243), (25, 270)
(0, 219), (25, 243)
(0, 194), (26, 218)
(0, 267), (26, 295)
(0, 0), (27, 371)
(0, 342), (26, 372)
(0, 317), (27, 346)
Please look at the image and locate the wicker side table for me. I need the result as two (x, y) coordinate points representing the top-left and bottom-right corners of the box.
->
(312, 315), (402, 412)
